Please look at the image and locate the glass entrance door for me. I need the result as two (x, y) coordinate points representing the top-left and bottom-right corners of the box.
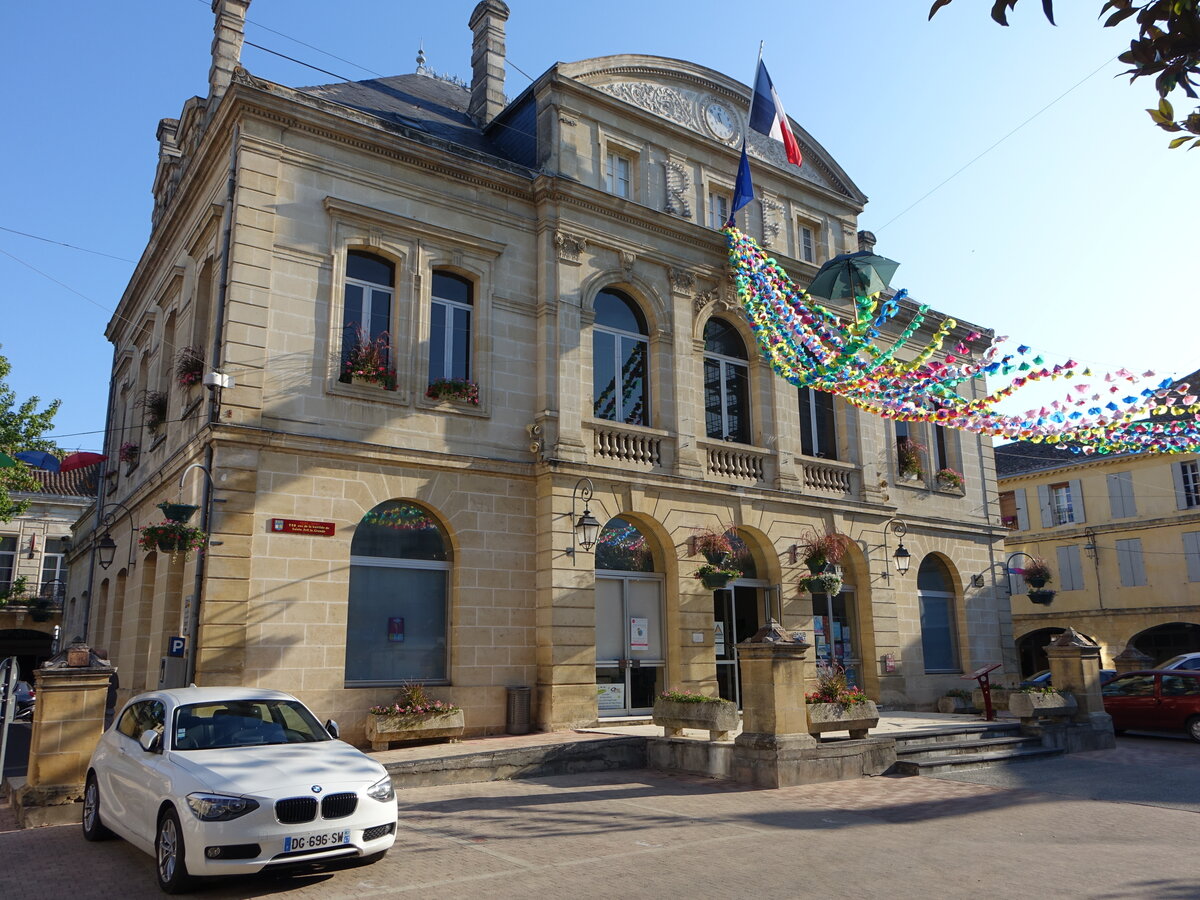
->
(595, 575), (665, 716)
(811, 587), (859, 686)
(713, 583), (766, 706)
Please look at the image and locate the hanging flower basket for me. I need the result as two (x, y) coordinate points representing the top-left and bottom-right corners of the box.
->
(138, 520), (208, 557)
(156, 502), (199, 523)
(691, 529), (734, 565)
(798, 572), (843, 596)
(1021, 558), (1052, 589)
(796, 530), (849, 574)
(1027, 588), (1056, 606)
(174, 346), (205, 388)
(695, 564), (740, 589)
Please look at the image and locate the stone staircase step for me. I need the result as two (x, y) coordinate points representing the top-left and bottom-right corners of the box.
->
(889, 746), (1063, 777)
(895, 736), (1039, 761)
(889, 724), (1021, 749)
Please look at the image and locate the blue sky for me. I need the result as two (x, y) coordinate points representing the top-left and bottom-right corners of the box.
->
(3, 1), (1197, 450)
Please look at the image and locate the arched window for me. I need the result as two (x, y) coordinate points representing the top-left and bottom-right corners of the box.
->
(592, 289), (649, 426)
(595, 516), (654, 572)
(917, 556), (959, 673)
(346, 501), (450, 684)
(703, 318), (750, 444)
(430, 271), (473, 382)
(342, 250), (394, 374)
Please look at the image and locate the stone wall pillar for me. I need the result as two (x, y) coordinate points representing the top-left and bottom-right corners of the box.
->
(734, 623), (815, 744)
(1044, 628), (1115, 751)
(11, 643), (115, 827)
(1112, 645), (1154, 675)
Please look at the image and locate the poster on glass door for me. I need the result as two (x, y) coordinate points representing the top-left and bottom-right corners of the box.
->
(630, 617), (649, 650)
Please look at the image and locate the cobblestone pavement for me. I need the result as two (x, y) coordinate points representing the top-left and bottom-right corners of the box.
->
(1, 735), (1197, 900)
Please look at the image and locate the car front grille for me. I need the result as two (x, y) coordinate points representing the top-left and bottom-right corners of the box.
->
(363, 822), (395, 842)
(321, 792), (358, 819)
(275, 797), (318, 824)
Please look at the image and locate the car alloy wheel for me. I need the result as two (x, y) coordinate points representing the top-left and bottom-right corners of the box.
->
(1187, 716), (1200, 744)
(81, 774), (112, 841)
(156, 808), (193, 894)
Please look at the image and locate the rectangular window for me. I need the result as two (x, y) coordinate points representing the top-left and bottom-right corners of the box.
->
(40, 549), (67, 601)
(1107, 471), (1137, 519)
(606, 152), (631, 198)
(0, 536), (15, 592)
(919, 594), (959, 673)
(1055, 545), (1084, 591)
(1050, 483), (1075, 525)
(1174, 460), (1200, 509)
(933, 424), (950, 472)
(344, 564), (448, 683)
(798, 387), (837, 459)
(1115, 538), (1147, 587)
(707, 192), (729, 230)
(1183, 532), (1200, 583)
(800, 226), (815, 263)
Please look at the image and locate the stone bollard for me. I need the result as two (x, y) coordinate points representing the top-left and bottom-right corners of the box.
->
(11, 641), (116, 827)
(1044, 628), (1115, 752)
(1112, 645), (1154, 675)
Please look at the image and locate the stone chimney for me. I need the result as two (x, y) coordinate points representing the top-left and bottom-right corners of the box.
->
(209, 0), (252, 102)
(468, 0), (510, 126)
(857, 230), (877, 253)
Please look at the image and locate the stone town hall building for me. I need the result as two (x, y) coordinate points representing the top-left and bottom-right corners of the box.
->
(66, 0), (1015, 743)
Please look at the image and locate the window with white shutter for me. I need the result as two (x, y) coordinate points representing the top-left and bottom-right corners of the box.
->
(1055, 545), (1084, 591)
(1106, 471), (1137, 519)
(1173, 461), (1200, 509)
(1184, 532), (1200, 583)
(1115, 538), (1147, 587)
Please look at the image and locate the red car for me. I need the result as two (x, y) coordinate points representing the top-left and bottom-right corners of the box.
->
(1101, 670), (1200, 742)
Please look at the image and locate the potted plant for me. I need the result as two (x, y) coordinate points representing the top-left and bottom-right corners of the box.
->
(140, 390), (169, 434)
(936, 467), (964, 491)
(798, 570), (843, 596)
(804, 665), (879, 739)
(897, 437), (925, 480)
(365, 682), (464, 751)
(796, 529), (848, 574)
(937, 688), (974, 714)
(138, 520), (208, 557)
(119, 441), (140, 464)
(1027, 588), (1056, 606)
(156, 500), (199, 523)
(1009, 685), (1077, 719)
(1021, 558), (1053, 589)
(29, 597), (54, 622)
(694, 563), (741, 590)
(341, 327), (397, 390)
(652, 688), (738, 741)
(691, 529), (734, 564)
(426, 377), (480, 405)
(174, 345), (205, 388)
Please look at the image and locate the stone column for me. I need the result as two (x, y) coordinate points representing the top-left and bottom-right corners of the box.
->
(734, 621), (816, 746)
(12, 643), (115, 827)
(1045, 627), (1115, 751)
(1112, 645), (1153, 675)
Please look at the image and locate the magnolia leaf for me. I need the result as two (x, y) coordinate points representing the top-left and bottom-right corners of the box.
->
(1160, 96), (1175, 119)
(1169, 135), (1192, 148)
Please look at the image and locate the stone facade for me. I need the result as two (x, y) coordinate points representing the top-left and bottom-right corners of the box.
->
(67, 2), (1014, 746)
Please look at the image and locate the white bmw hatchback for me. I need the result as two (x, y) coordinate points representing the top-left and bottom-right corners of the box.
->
(83, 686), (397, 893)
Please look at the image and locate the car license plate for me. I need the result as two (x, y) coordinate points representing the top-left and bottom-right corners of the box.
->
(283, 829), (351, 852)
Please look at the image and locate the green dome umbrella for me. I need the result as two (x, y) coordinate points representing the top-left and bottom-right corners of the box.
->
(806, 250), (900, 301)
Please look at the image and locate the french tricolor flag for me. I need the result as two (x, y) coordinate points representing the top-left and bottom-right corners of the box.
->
(748, 61), (802, 166)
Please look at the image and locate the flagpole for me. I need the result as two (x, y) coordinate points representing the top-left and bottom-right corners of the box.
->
(741, 40), (764, 148)
(727, 41), (764, 228)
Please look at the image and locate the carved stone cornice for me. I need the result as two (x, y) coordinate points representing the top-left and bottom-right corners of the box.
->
(554, 231), (587, 264)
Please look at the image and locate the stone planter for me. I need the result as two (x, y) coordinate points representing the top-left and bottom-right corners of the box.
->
(1008, 691), (1077, 719)
(937, 696), (974, 714)
(653, 697), (739, 742)
(365, 709), (465, 751)
(806, 700), (879, 739)
(971, 687), (1012, 711)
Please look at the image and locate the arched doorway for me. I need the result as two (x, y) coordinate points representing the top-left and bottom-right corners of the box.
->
(1017, 628), (1066, 678)
(713, 530), (768, 707)
(1129, 622), (1200, 667)
(0, 628), (54, 678)
(594, 517), (664, 716)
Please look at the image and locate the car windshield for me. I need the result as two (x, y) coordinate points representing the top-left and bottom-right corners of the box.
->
(172, 699), (332, 750)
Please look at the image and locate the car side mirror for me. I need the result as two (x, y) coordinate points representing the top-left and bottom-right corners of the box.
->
(139, 729), (162, 753)
(324, 719), (339, 739)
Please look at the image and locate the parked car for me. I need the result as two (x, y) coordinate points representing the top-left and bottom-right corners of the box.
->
(1156, 652), (1200, 671)
(84, 686), (397, 893)
(1101, 670), (1200, 742)
(1020, 669), (1116, 688)
(2, 680), (34, 719)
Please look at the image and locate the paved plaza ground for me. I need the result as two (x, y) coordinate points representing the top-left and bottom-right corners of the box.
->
(1, 733), (1196, 899)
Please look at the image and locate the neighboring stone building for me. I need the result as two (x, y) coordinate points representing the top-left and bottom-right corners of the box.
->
(67, 1), (1014, 744)
(996, 379), (1200, 675)
(0, 464), (98, 672)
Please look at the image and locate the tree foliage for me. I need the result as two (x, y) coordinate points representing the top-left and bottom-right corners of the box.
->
(0, 348), (61, 522)
(929, 0), (1200, 150)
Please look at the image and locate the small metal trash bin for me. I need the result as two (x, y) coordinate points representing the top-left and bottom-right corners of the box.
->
(505, 685), (531, 735)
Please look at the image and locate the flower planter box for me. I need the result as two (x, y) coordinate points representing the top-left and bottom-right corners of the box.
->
(652, 697), (739, 741)
(937, 696), (975, 714)
(971, 687), (1012, 711)
(365, 709), (465, 751)
(806, 700), (879, 739)
(1008, 691), (1077, 719)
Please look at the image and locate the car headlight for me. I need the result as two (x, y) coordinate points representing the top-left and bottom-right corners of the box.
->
(186, 792), (260, 822)
(366, 776), (395, 803)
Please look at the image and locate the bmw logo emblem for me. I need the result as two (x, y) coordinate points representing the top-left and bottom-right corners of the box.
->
(311, 785), (322, 794)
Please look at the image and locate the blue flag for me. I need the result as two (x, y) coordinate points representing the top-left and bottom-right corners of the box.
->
(728, 141), (753, 225)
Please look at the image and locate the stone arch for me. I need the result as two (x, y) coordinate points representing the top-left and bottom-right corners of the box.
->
(1128, 620), (1200, 667)
(580, 268), (669, 334)
(0, 628), (54, 676)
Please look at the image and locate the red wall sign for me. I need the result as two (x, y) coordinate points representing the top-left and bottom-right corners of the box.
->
(270, 518), (336, 536)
